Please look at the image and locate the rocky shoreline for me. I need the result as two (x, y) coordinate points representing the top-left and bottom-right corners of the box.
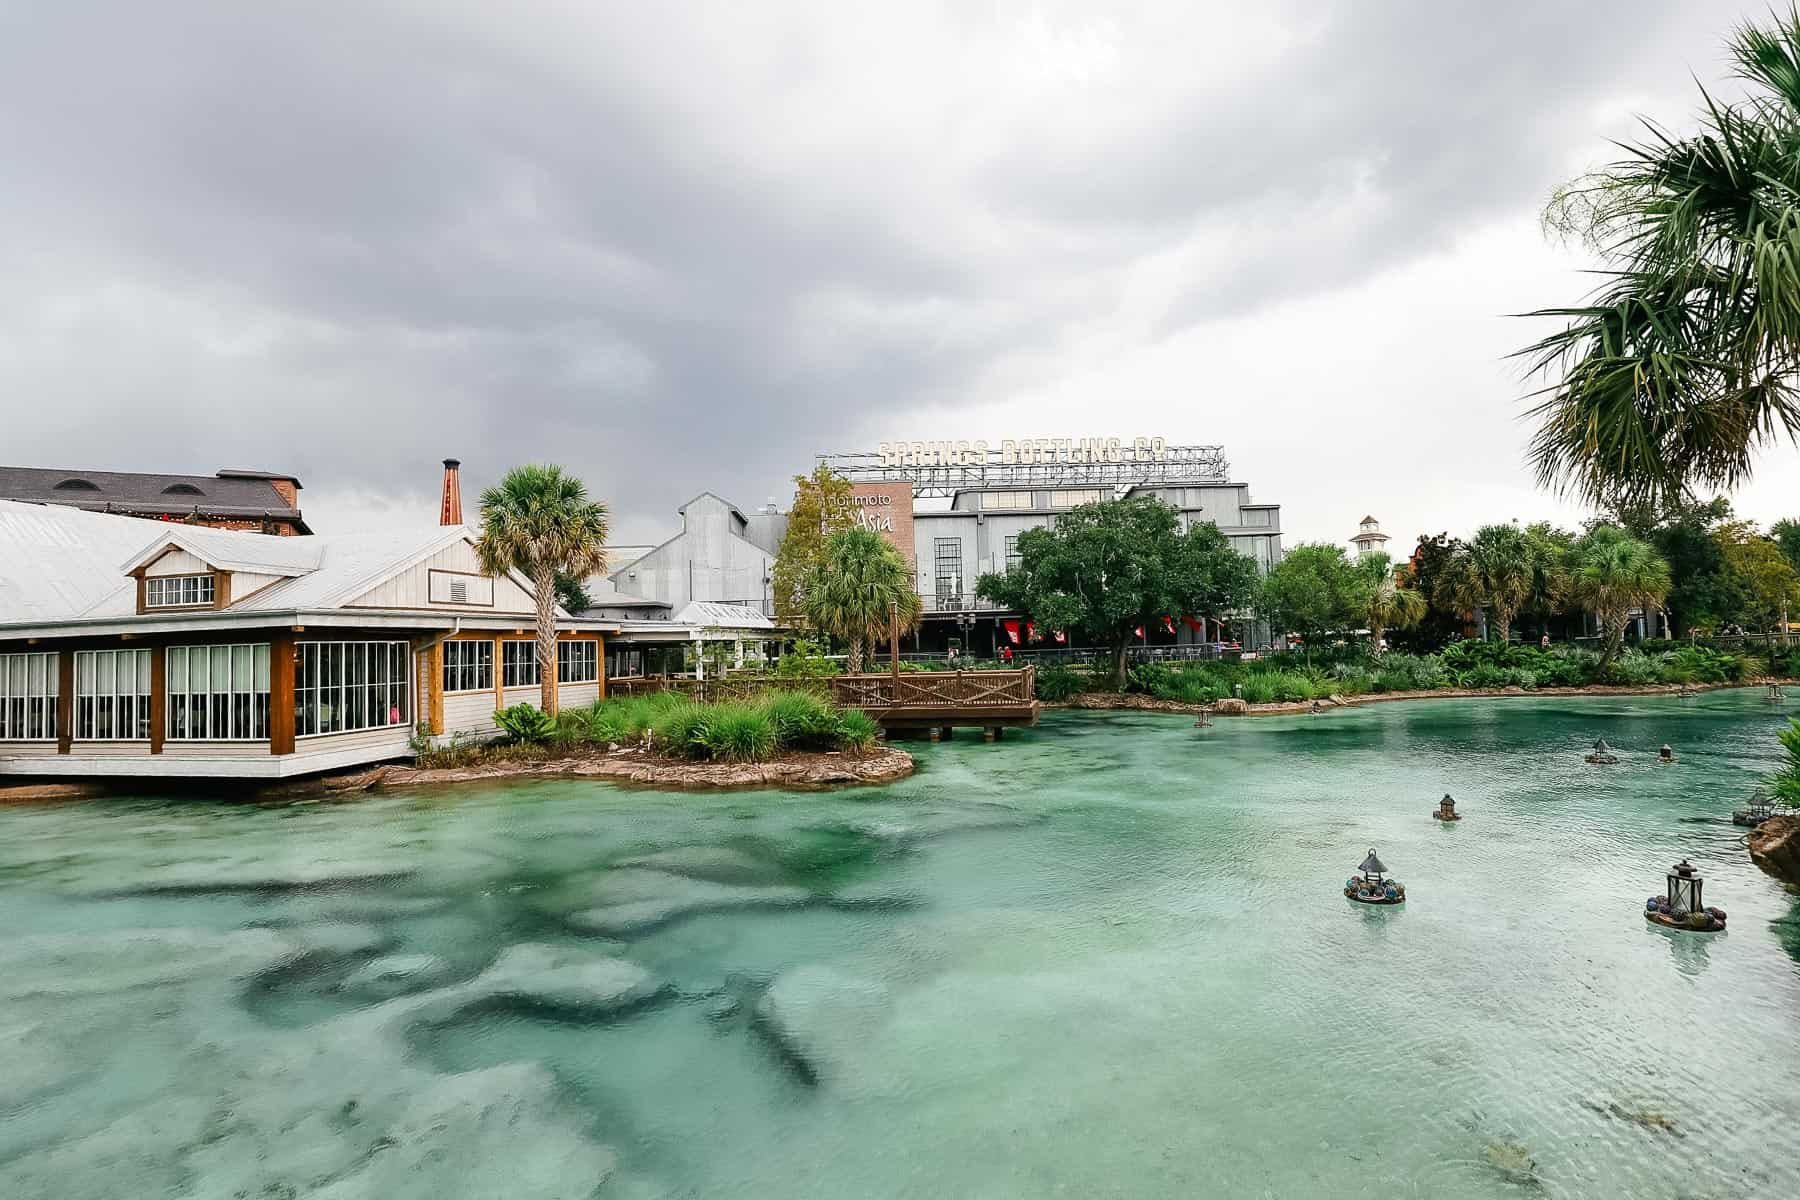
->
(1748, 815), (1800, 891)
(374, 744), (916, 792)
(1055, 678), (1798, 719)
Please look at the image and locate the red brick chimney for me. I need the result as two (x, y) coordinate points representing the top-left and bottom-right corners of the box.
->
(439, 459), (463, 526)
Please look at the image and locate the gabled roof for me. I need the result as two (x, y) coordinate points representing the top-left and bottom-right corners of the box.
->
(123, 527), (322, 577)
(0, 465), (306, 526)
(673, 601), (776, 630)
(0, 501), (565, 628)
(676, 492), (748, 525)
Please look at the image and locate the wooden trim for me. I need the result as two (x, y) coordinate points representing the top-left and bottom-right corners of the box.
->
(268, 633), (296, 755)
(149, 648), (166, 754)
(492, 637), (504, 714)
(213, 568), (231, 611)
(428, 642), (445, 734)
(135, 576), (147, 615)
(55, 651), (74, 753)
(597, 633), (606, 701)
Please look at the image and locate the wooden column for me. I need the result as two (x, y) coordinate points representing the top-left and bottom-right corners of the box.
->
(149, 648), (166, 755)
(56, 650), (74, 754)
(492, 638), (505, 713)
(269, 633), (296, 756)
(429, 643), (446, 735)
(596, 633), (607, 701)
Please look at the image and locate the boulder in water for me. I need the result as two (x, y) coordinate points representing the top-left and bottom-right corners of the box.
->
(1748, 814), (1800, 890)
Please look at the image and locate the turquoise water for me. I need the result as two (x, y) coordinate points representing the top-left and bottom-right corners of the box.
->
(3, 693), (1799, 1198)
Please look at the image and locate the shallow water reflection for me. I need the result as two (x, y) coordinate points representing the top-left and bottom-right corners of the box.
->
(3, 692), (1799, 1198)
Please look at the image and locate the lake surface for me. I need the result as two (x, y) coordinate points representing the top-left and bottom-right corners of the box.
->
(3, 693), (1799, 1198)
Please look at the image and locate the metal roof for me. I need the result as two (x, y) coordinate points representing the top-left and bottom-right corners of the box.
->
(672, 601), (777, 630)
(1358, 849), (1388, 875)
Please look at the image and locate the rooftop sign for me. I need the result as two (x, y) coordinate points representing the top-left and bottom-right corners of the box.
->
(820, 438), (1231, 498)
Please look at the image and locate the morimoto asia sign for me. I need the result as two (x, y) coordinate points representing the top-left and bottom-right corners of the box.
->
(826, 481), (915, 566)
(876, 437), (1199, 467)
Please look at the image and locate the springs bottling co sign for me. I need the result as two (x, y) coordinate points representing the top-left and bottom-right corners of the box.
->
(876, 436), (1198, 467)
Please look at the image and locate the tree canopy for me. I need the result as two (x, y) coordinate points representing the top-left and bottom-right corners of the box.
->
(1257, 543), (1363, 660)
(1522, 12), (1800, 506)
(475, 464), (610, 714)
(771, 465), (855, 630)
(976, 496), (1258, 684)
(1567, 525), (1672, 665)
(799, 527), (920, 673)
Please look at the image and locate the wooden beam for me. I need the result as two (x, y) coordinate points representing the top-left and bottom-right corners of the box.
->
(269, 633), (296, 756)
(149, 648), (166, 755)
(56, 651), (73, 754)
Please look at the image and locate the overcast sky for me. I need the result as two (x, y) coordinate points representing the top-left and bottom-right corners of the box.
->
(2, 1), (1795, 551)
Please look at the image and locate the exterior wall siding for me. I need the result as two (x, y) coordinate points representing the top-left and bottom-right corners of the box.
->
(346, 540), (538, 614)
(144, 549), (212, 576)
(609, 495), (775, 611)
(444, 691), (502, 735)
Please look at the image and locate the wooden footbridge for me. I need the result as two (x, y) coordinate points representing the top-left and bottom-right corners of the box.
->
(607, 667), (1041, 741)
(831, 667), (1040, 741)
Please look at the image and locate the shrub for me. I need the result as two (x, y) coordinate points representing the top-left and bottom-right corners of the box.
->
(1374, 653), (1448, 690)
(494, 702), (556, 744)
(1126, 662), (1176, 696)
(650, 700), (711, 757)
(776, 638), (841, 678)
(1035, 664), (1088, 701)
(1461, 664), (1509, 689)
(762, 690), (841, 750)
(835, 708), (880, 752)
(1239, 673), (1280, 704)
(1604, 650), (1662, 686)
(694, 701), (777, 762)
(1330, 663), (1372, 696)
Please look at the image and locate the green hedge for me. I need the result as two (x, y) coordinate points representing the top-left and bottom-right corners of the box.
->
(540, 689), (880, 762)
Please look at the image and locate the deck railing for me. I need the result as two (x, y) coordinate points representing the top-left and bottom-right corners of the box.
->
(831, 667), (1036, 711)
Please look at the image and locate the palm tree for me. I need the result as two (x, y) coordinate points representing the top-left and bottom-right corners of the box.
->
(1436, 524), (1537, 643)
(1567, 525), (1672, 667)
(800, 528), (921, 672)
(475, 465), (610, 715)
(1522, 13), (1800, 506)
(1357, 553), (1427, 654)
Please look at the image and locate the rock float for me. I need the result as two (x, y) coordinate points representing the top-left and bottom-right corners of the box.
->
(380, 745), (915, 792)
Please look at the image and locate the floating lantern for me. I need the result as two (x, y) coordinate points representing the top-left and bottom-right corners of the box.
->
(1768, 683), (1787, 703)
(1432, 793), (1462, 822)
(1644, 858), (1726, 932)
(1585, 738), (1619, 765)
(1657, 743), (1677, 765)
(1345, 848), (1405, 905)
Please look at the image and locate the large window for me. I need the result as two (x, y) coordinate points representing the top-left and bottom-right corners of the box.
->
(980, 491), (1033, 510)
(295, 641), (410, 737)
(1004, 534), (1022, 572)
(1049, 489), (1105, 509)
(442, 640), (493, 693)
(502, 640), (539, 688)
(558, 639), (599, 684)
(74, 649), (152, 740)
(167, 644), (270, 740)
(146, 574), (215, 608)
(0, 652), (58, 740)
(933, 538), (963, 606)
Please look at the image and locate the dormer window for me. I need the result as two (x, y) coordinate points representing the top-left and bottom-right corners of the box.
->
(53, 478), (100, 492)
(161, 483), (205, 496)
(146, 574), (215, 608)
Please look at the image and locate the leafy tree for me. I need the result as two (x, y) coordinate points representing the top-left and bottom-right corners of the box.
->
(1517, 522), (1574, 638)
(1770, 718), (1800, 804)
(1606, 494), (1744, 634)
(1718, 524), (1800, 637)
(800, 527), (920, 673)
(475, 464), (610, 715)
(1567, 525), (1672, 666)
(1356, 552), (1428, 654)
(1257, 543), (1362, 664)
(976, 497), (1258, 686)
(1436, 524), (1541, 643)
(771, 466), (855, 630)
(1774, 517), (1800, 573)
(1392, 533), (1466, 651)
(553, 571), (594, 616)
(1521, 13), (1800, 506)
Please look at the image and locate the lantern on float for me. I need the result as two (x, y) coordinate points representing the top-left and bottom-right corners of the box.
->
(1666, 859), (1703, 916)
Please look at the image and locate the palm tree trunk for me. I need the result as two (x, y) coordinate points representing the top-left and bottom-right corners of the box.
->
(1494, 610), (1512, 644)
(1370, 620), (1385, 657)
(535, 563), (560, 715)
(848, 636), (864, 674)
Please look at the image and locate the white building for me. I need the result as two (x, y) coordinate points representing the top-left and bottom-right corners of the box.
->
(1351, 515), (1390, 559)
(600, 493), (787, 615)
(0, 499), (618, 780)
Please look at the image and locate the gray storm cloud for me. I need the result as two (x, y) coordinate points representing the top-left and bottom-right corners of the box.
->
(0, 1), (1762, 540)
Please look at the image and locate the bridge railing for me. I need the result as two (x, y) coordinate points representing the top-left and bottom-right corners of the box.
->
(831, 667), (1036, 710)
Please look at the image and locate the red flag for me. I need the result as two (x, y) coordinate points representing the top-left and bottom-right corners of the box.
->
(1162, 616), (1177, 635)
(1025, 622), (1038, 643)
(1003, 620), (1021, 645)
(1134, 625), (1145, 640)
(1053, 630), (1066, 644)
(1180, 615), (1205, 634)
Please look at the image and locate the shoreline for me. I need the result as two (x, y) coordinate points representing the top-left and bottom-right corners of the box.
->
(372, 744), (916, 793)
(1054, 678), (1799, 718)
